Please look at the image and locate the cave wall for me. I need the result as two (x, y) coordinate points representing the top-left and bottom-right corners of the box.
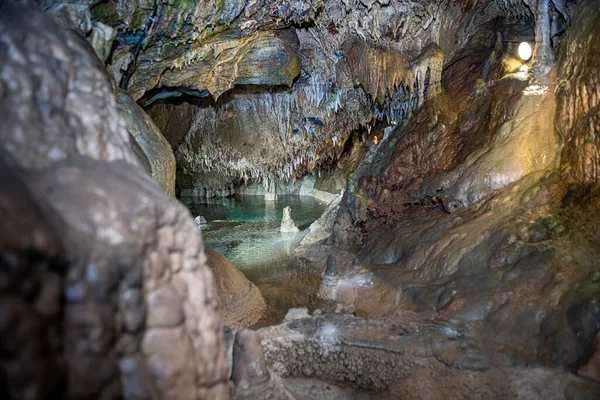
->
(288, 0), (600, 383)
(162, 0), (484, 194)
(40, 0), (565, 197)
(1, 3), (231, 398)
(556, 0), (600, 183)
(117, 89), (177, 196)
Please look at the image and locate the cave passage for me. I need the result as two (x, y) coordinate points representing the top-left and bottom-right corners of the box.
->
(3, 0), (600, 399)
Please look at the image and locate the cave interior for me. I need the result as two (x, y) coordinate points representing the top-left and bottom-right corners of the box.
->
(1, 0), (600, 399)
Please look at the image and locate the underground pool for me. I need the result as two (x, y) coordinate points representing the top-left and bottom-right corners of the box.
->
(181, 194), (328, 327)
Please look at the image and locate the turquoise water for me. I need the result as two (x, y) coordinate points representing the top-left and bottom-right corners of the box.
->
(180, 195), (327, 327)
(181, 195), (326, 270)
(182, 195), (324, 225)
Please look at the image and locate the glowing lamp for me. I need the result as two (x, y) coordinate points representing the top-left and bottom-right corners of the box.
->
(518, 42), (532, 61)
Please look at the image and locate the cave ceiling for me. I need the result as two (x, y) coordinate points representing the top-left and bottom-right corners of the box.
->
(40, 0), (576, 189)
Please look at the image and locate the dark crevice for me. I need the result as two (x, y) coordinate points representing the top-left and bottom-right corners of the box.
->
(119, 0), (161, 90)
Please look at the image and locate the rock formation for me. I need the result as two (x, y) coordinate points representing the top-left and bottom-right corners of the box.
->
(117, 89), (176, 196)
(231, 330), (294, 400)
(3, 0), (600, 398)
(0, 2), (229, 398)
(297, 193), (342, 247)
(291, 0), (600, 393)
(117, 63), (267, 330)
(195, 215), (208, 225)
(280, 206), (300, 233)
(206, 247), (267, 329)
(258, 312), (600, 399)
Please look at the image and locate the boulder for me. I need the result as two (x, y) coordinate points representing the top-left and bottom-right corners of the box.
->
(206, 247), (267, 329)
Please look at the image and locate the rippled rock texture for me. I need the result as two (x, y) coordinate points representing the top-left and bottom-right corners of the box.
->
(258, 312), (600, 399)
(207, 246), (267, 329)
(0, 2), (230, 398)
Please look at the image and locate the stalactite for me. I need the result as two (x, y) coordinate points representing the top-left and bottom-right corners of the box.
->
(303, 74), (327, 107)
(533, 0), (555, 73)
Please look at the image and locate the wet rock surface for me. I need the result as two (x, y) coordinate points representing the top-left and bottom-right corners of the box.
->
(0, 2), (230, 398)
(283, 1), (600, 396)
(36, 0), (578, 199)
(57, 0), (538, 195)
(206, 246), (267, 329)
(556, 0), (600, 183)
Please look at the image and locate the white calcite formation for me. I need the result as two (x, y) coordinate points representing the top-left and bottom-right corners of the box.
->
(194, 215), (208, 225)
(280, 206), (300, 233)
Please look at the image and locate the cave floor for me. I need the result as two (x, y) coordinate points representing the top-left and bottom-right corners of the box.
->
(283, 377), (379, 400)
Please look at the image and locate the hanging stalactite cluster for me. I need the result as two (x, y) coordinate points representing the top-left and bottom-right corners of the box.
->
(44, 0), (573, 196)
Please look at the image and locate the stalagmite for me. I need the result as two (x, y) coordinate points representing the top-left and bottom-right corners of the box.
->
(280, 206), (300, 233)
(317, 255), (338, 300)
(231, 330), (295, 399)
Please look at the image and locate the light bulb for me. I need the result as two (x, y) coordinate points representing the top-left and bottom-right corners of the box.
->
(518, 42), (532, 61)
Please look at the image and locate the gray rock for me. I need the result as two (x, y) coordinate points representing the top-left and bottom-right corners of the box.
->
(0, 2), (229, 398)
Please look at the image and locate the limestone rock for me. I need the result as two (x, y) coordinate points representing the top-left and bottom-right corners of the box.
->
(280, 206), (300, 233)
(284, 308), (310, 322)
(556, 0), (600, 183)
(6, 0), (600, 399)
(0, 2), (229, 398)
(423, 75), (558, 211)
(344, 39), (444, 106)
(258, 313), (600, 399)
(117, 89), (176, 196)
(90, 21), (116, 62)
(298, 194), (342, 247)
(132, 28), (301, 102)
(232, 330), (296, 400)
(297, 11), (600, 388)
(0, 161), (66, 400)
(145, 284), (185, 328)
(579, 332), (600, 382)
(43, 0), (555, 199)
(232, 330), (270, 389)
(142, 0), (461, 194)
(206, 246), (267, 329)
